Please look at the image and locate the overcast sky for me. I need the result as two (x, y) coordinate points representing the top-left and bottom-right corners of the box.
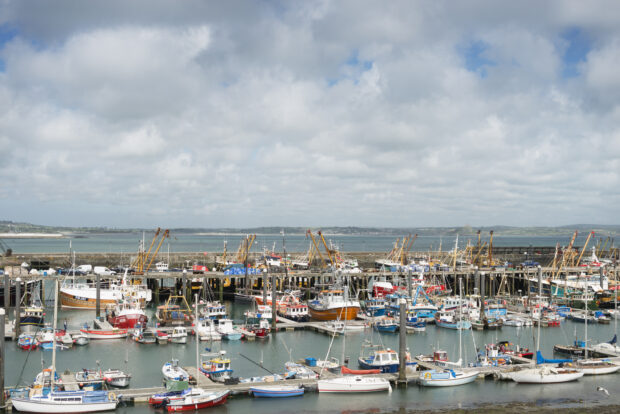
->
(0, 1), (619, 228)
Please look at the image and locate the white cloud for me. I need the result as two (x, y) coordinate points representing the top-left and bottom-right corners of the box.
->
(0, 1), (619, 227)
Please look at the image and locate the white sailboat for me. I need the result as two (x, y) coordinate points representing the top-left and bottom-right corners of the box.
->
(507, 268), (584, 384)
(418, 278), (478, 386)
(574, 290), (620, 375)
(318, 281), (391, 393)
(11, 278), (118, 413)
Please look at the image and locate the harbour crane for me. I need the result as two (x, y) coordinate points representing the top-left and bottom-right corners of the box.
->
(306, 230), (326, 268)
(576, 231), (595, 266)
(235, 234), (256, 264)
(132, 228), (170, 274)
(317, 230), (339, 267)
(553, 230), (578, 280)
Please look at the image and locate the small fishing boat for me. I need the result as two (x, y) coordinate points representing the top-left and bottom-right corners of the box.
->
(318, 376), (391, 393)
(363, 298), (387, 317)
(471, 317), (502, 330)
(217, 319), (243, 340)
(435, 310), (471, 330)
(406, 320), (426, 332)
(105, 298), (148, 329)
(17, 333), (38, 350)
(149, 388), (200, 405)
(102, 369), (131, 387)
(80, 327), (128, 340)
(280, 303), (310, 322)
(170, 327), (188, 344)
(132, 328), (157, 344)
(553, 340), (586, 356)
(250, 385), (304, 398)
(156, 295), (195, 327)
(73, 332), (90, 346)
(157, 331), (170, 344)
(75, 368), (105, 390)
(341, 366), (380, 375)
(373, 317), (399, 333)
(199, 301), (227, 320)
(162, 359), (190, 382)
(284, 361), (317, 379)
(358, 345), (415, 373)
(199, 350), (233, 383)
(164, 389), (230, 412)
(195, 318), (222, 341)
(418, 369), (479, 386)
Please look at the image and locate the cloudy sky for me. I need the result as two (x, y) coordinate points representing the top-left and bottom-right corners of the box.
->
(0, 1), (619, 228)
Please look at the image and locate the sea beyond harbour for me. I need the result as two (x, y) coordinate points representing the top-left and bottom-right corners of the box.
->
(2, 232), (605, 255)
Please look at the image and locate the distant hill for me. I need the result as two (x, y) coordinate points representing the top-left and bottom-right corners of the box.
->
(1, 220), (619, 237)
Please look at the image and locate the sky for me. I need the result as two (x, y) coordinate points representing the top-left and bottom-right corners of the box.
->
(0, 0), (619, 228)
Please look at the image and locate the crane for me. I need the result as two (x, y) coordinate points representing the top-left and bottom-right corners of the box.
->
(553, 230), (578, 279)
(576, 231), (595, 266)
(235, 234), (256, 264)
(132, 228), (170, 274)
(487, 230), (494, 267)
(306, 230), (326, 268)
(317, 230), (338, 267)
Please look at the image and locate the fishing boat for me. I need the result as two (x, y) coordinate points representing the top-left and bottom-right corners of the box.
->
(553, 340), (586, 356)
(471, 317), (502, 330)
(418, 369), (479, 386)
(169, 326), (188, 344)
(358, 345), (416, 373)
(132, 327), (157, 344)
(102, 369), (131, 387)
(17, 333), (38, 350)
(199, 350), (233, 383)
(73, 332), (90, 346)
(80, 323), (128, 340)
(162, 359), (190, 382)
(308, 288), (360, 321)
(198, 301), (227, 319)
(279, 303), (310, 322)
(75, 368), (105, 390)
(164, 389), (230, 412)
(318, 376), (391, 393)
(157, 331), (170, 344)
(156, 295), (194, 327)
(149, 388), (203, 405)
(435, 310), (471, 330)
(373, 317), (399, 333)
(363, 297), (387, 317)
(216, 318), (243, 340)
(284, 361), (317, 379)
(250, 385), (304, 398)
(195, 318), (222, 341)
(105, 298), (148, 329)
(406, 320), (426, 332)
(60, 274), (151, 309)
(19, 285), (45, 333)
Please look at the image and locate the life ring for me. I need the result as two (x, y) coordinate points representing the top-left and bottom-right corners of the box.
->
(424, 372), (431, 379)
(223, 278), (231, 288)
(109, 392), (116, 401)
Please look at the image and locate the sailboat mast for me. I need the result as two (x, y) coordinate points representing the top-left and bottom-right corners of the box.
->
(459, 277), (462, 367)
(584, 283), (588, 359)
(536, 266), (542, 359)
(51, 277), (59, 389)
(195, 293), (199, 376)
(342, 276), (347, 367)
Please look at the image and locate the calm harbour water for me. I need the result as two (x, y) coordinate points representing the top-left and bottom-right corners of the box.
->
(5, 296), (620, 413)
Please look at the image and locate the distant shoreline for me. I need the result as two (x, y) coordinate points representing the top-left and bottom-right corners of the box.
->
(0, 232), (64, 238)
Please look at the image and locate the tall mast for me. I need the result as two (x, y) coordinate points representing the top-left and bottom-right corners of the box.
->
(536, 266), (542, 360)
(584, 279), (588, 359)
(195, 293), (199, 377)
(51, 277), (59, 389)
(458, 277), (463, 367)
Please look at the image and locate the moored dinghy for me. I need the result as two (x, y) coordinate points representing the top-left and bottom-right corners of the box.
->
(418, 369), (479, 386)
(318, 376), (391, 393)
(250, 385), (304, 398)
(165, 389), (230, 412)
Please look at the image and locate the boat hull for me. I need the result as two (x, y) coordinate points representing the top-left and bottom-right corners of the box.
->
(11, 398), (117, 413)
(508, 368), (584, 383)
(80, 329), (128, 339)
(308, 306), (359, 321)
(166, 390), (229, 412)
(250, 386), (304, 398)
(317, 377), (391, 393)
(107, 313), (148, 329)
(418, 371), (478, 387)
